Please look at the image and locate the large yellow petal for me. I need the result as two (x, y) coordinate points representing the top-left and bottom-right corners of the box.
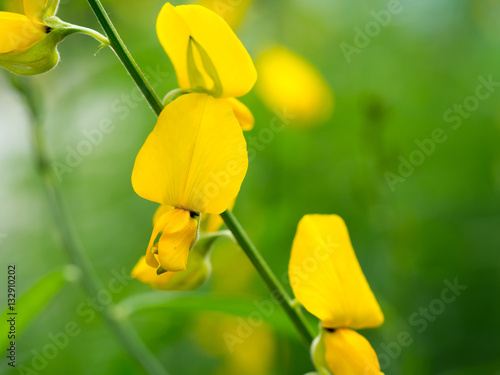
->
(0, 12), (45, 53)
(218, 97), (254, 131)
(324, 329), (383, 375)
(256, 46), (334, 125)
(156, 3), (257, 98)
(132, 93), (248, 214)
(288, 214), (384, 329)
(23, 0), (47, 24)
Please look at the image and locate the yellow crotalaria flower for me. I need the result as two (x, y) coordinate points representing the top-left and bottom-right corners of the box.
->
(289, 214), (383, 329)
(156, 2), (257, 129)
(256, 46), (334, 125)
(132, 93), (248, 272)
(324, 329), (383, 375)
(0, 0), (62, 74)
(288, 214), (384, 375)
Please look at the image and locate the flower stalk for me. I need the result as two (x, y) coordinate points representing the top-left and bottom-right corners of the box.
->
(86, 0), (164, 116)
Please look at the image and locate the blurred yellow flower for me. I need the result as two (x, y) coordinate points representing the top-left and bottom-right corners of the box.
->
(289, 214), (384, 374)
(0, 0), (62, 74)
(198, 0), (254, 30)
(156, 2), (257, 129)
(132, 93), (248, 272)
(256, 47), (334, 125)
(194, 312), (276, 375)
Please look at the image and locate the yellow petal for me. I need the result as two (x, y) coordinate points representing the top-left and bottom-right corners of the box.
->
(156, 3), (257, 98)
(0, 12), (45, 53)
(132, 256), (177, 290)
(132, 93), (248, 214)
(132, 248), (210, 291)
(219, 97), (254, 131)
(23, 0), (47, 23)
(256, 46), (334, 125)
(153, 204), (174, 226)
(324, 329), (383, 375)
(157, 208), (198, 272)
(288, 214), (384, 329)
(201, 198), (235, 233)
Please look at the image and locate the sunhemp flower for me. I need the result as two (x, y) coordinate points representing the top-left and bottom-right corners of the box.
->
(256, 47), (334, 125)
(132, 93), (248, 273)
(288, 215), (384, 375)
(156, 2), (257, 130)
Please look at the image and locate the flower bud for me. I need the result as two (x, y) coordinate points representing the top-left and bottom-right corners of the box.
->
(1, 0), (106, 75)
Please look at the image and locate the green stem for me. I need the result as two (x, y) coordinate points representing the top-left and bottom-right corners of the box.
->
(84, 0), (315, 347)
(17, 78), (168, 375)
(86, 0), (164, 116)
(221, 210), (315, 346)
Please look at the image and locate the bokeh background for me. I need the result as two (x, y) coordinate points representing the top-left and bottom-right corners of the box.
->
(1, 0), (500, 374)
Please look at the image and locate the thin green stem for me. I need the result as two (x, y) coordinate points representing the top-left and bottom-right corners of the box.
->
(221, 210), (315, 346)
(16, 78), (168, 375)
(86, 0), (164, 116)
(85, 0), (316, 347)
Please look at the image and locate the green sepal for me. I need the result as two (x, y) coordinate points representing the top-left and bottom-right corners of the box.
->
(310, 327), (334, 375)
(42, 0), (61, 20)
(186, 36), (223, 97)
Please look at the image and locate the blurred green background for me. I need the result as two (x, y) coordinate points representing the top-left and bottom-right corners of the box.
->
(1, 0), (499, 374)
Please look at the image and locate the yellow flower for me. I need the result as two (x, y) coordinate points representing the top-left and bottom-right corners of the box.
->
(156, 2), (257, 129)
(0, 0), (63, 74)
(194, 312), (276, 375)
(132, 93), (248, 272)
(197, 0), (254, 30)
(256, 46), (334, 125)
(288, 214), (384, 374)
